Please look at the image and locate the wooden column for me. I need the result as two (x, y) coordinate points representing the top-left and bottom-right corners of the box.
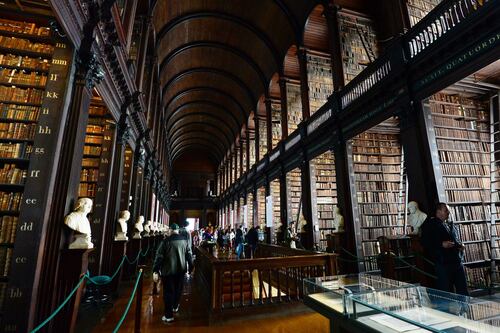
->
(135, 17), (151, 90)
(129, 142), (145, 225)
(324, 4), (345, 91)
(246, 131), (251, 170)
(301, 159), (319, 250)
(279, 169), (289, 232)
(265, 179), (273, 243)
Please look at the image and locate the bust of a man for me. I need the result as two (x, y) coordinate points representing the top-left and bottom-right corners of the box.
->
(298, 215), (307, 233)
(64, 198), (94, 249)
(408, 201), (427, 235)
(115, 210), (130, 241)
(133, 216), (144, 239)
(332, 206), (345, 232)
(153, 221), (159, 235)
(143, 220), (152, 237)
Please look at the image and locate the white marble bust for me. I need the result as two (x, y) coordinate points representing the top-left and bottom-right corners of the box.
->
(332, 206), (345, 232)
(114, 210), (130, 241)
(153, 221), (159, 235)
(133, 216), (144, 239)
(64, 198), (94, 249)
(143, 220), (152, 237)
(408, 201), (427, 235)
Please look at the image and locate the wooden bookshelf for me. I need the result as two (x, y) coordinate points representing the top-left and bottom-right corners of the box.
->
(78, 100), (115, 272)
(406, 0), (442, 27)
(491, 94), (500, 288)
(286, 83), (302, 135)
(0, 15), (73, 329)
(249, 132), (256, 168)
(258, 116), (267, 159)
(247, 192), (254, 228)
(271, 102), (281, 149)
(270, 179), (280, 242)
(307, 53), (334, 115)
(348, 117), (407, 272)
(119, 146), (133, 211)
(286, 168), (302, 227)
(257, 187), (266, 227)
(338, 12), (378, 84)
(241, 139), (247, 174)
(311, 151), (338, 251)
(424, 92), (495, 287)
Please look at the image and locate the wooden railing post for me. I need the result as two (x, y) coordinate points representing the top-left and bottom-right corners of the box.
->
(135, 268), (144, 333)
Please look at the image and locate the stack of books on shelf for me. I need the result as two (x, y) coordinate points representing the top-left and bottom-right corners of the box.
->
(351, 118), (406, 271)
(0, 18), (51, 36)
(307, 53), (333, 115)
(0, 164), (26, 185)
(0, 53), (50, 70)
(271, 103), (281, 149)
(0, 36), (54, 54)
(312, 151), (337, 251)
(258, 118), (267, 158)
(0, 102), (40, 121)
(258, 188), (266, 226)
(271, 181), (280, 229)
(339, 12), (378, 84)
(0, 68), (47, 86)
(0, 142), (31, 158)
(0, 191), (22, 211)
(0, 247), (12, 276)
(0, 216), (18, 243)
(0, 122), (36, 140)
(406, 0), (442, 27)
(286, 83), (302, 134)
(0, 85), (43, 104)
(286, 169), (301, 225)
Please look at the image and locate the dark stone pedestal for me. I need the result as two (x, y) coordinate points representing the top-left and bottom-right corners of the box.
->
(109, 240), (127, 294)
(124, 238), (141, 280)
(53, 248), (93, 333)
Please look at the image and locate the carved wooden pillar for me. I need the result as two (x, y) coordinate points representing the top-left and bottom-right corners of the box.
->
(29, 11), (104, 332)
(130, 140), (145, 226)
(300, 158), (319, 250)
(324, 5), (345, 91)
(101, 112), (130, 275)
(136, 17), (151, 90)
(298, 48), (311, 119)
(279, 78), (289, 139)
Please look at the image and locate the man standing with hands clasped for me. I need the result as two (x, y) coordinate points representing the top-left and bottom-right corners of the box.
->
(421, 202), (468, 295)
(153, 223), (193, 323)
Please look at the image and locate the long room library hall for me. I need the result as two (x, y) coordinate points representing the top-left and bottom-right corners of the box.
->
(0, 0), (498, 332)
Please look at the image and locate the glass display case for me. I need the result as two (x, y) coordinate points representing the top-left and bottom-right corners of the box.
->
(304, 274), (500, 333)
(304, 273), (413, 316)
(350, 286), (500, 333)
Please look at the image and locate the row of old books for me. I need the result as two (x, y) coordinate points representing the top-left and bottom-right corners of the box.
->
(0, 85), (43, 104)
(0, 54), (50, 71)
(0, 142), (32, 159)
(0, 36), (53, 55)
(0, 102), (40, 121)
(0, 247), (12, 276)
(0, 191), (22, 211)
(0, 18), (50, 36)
(0, 216), (18, 243)
(0, 164), (26, 184)
(78, 182), (97, 198)
(0, 122), (36, 140)
(0, 68), (47, 86)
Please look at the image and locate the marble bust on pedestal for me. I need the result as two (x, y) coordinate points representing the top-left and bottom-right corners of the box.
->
(332, 206), (345, 232)
(408, 201), (427, 235)
(133, 216), (144, 239)
(64, 198), (94, 249)
(114, 210), (130, 241)
(143, 220), (152, 237)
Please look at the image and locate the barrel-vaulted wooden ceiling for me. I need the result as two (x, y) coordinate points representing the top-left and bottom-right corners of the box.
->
(152, 0), (328, 166)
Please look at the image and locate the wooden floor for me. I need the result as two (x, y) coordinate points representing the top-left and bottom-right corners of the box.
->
(91, 271), (329, 332)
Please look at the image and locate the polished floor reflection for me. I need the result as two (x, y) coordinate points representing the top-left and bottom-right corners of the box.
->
(91, 271), (329, 332)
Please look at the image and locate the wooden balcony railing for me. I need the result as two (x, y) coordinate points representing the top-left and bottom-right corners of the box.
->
(194, 244), (338, 321)
(405, 0), (491, 59)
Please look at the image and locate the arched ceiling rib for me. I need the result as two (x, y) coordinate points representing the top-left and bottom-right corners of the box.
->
(153, 0), (323, 165)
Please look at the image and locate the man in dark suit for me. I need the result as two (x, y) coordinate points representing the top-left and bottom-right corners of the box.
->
(421, 202), (468, 295)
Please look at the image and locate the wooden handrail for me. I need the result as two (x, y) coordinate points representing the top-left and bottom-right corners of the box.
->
(194, 245), (338, 320)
